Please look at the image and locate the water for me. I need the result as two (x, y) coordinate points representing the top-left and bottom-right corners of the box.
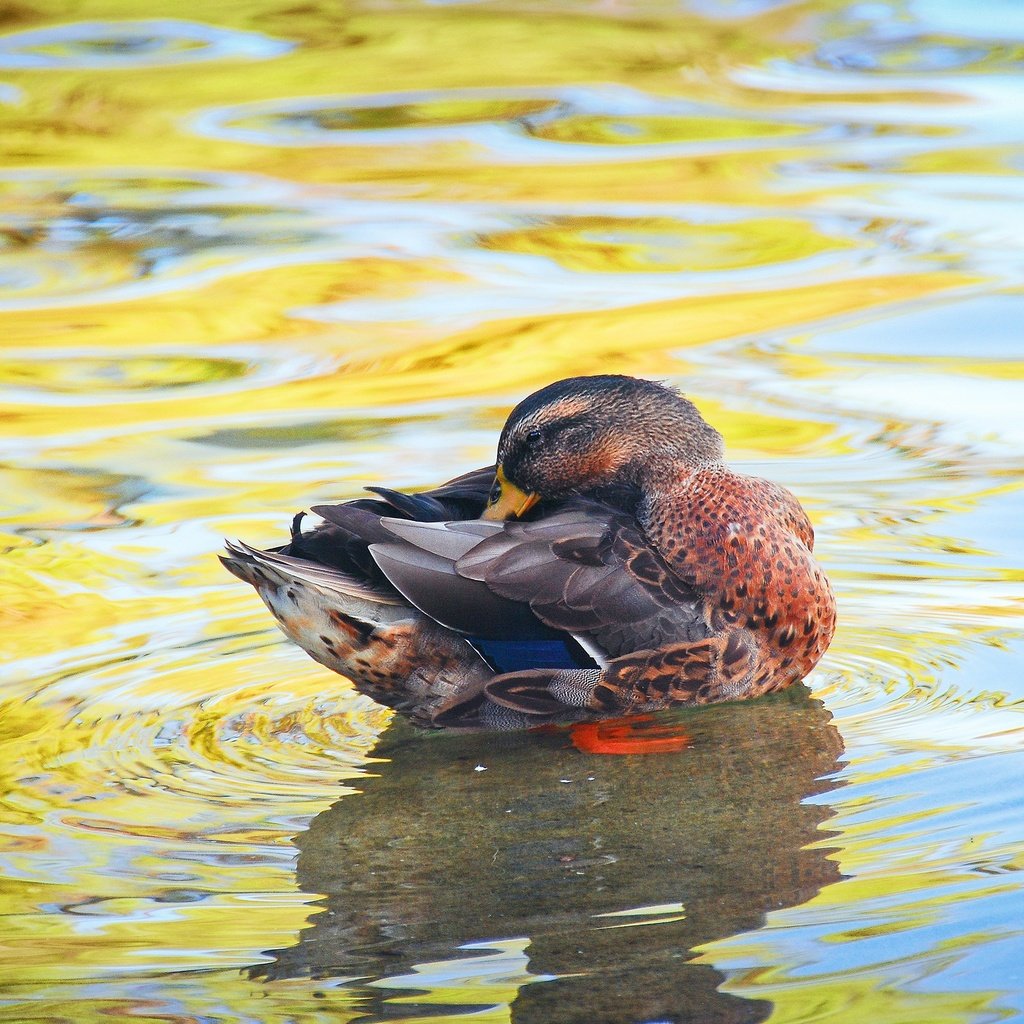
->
(1, 0), (1022, 1021)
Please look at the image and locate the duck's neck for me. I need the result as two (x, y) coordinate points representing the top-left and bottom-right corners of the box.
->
(635, 449), (727, 540)
(631, 421), (726, 492)
(638, 452), (721, 489)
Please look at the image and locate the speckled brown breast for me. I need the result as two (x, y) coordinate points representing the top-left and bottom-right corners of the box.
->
(644, 466), (837, 693)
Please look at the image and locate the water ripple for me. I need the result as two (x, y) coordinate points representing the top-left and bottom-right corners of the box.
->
(0, 171), (339, 309)
(0, 344), (335, 406)
(807, 28), (1023, 75)
(0, 19), (294, 70)
(477, 212), (855, 275)
(0, 640), (389, 871)
(190, 85), (819, 163)
(0, 168), (897, 330)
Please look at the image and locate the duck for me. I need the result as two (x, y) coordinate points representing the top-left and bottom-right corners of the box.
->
(222, 375), (836, 730)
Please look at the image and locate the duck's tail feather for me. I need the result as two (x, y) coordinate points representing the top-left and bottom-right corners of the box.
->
(222, 539), (402, 605)
(220, 466), (515, 726)
(221, 539), (494, 727)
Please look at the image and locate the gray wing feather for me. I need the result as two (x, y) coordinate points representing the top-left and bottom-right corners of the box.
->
(368, 541), (549, 639)
(454, 504), (709, 656)
(360, 501), (708, 655)
(379, 517), (501, 558)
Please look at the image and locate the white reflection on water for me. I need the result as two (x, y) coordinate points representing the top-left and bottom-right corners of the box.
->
(0, 19), (294, 70)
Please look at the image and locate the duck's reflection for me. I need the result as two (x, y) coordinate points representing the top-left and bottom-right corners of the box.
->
(258, 686), (846, 1024)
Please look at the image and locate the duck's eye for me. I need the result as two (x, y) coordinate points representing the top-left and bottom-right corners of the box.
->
(525, 429), (543, 447)
(488, 478), (502, 505)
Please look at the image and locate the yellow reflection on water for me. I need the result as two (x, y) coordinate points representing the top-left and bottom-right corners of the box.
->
(481, 214), (855, 273)
(2, 0), (1024, 1021)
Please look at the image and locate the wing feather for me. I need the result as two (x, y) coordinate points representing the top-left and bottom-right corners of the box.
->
(455, 500), (708, 656)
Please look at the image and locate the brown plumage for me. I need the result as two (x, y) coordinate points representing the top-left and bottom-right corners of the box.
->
(222, 375), (836, 729)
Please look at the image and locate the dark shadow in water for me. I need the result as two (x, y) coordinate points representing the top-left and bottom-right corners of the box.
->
(257, 686), (846, 1024)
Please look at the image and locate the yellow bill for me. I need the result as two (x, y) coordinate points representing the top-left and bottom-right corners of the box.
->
(483, 465), (540, 521)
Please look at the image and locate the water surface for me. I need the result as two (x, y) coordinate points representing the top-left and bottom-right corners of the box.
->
(1, 1), (1023, 1022)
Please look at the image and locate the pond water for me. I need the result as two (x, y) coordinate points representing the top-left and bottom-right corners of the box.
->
(1, 0), (1023, 1021)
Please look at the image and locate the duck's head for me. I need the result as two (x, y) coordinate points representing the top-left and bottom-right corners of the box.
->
(484, 375), (724, 521)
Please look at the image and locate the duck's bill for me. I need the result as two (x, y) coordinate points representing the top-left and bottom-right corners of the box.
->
(483, 467), (540, 521)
